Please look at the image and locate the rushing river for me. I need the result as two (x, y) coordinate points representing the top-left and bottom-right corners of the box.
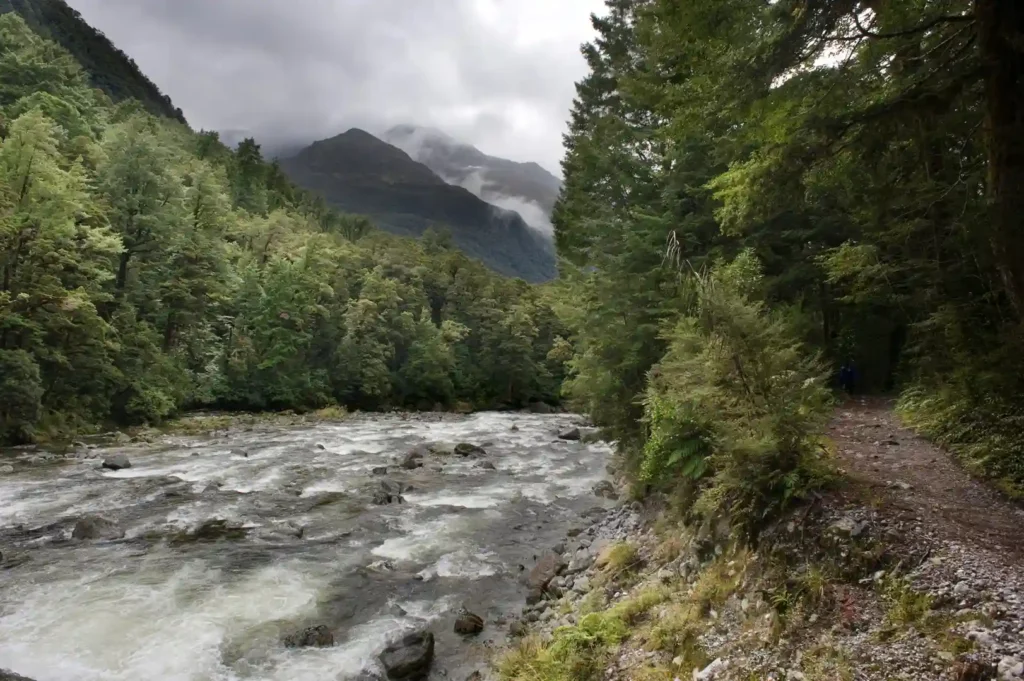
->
(0, 412), (611, 681)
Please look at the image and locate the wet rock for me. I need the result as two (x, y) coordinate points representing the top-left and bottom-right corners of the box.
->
(592, 480), (618, 500)
(379, 630), (434, 681)
(282, 624), (334, 648)
(526, 551), (566, 601)
(101, 454), (131, 471)
(112, 432), (131, 445)
(230, 449), (249, 458)
(387, 603), (408, 617)
(372, 490), (404, 505)
(0, 464), (13, 475)
(476, 461), (497, 471)
(316, 443), (327, 451)
(372, 466), (389, 476)
(509, 620), (528, 637)
(72, 515), (124, 541)
(400, 450), (424, 470)
(510, 424), (519, 432)
(174, 519), (248, 543)
(305, 491), (349, 510)
(454, 443), (486, 457)
(454, 611), (485, 635)
(557, 427), (581, 441)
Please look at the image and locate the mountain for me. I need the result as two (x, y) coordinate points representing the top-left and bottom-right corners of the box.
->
(0, 0), (185, 122)
(381, 125), (562, 233)
(280, 129), (557, 282)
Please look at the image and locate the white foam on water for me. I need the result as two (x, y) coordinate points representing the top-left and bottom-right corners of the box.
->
(370, 515), (459, 562)
(0, 559), (325, 681)
(432, 549), (500, 578)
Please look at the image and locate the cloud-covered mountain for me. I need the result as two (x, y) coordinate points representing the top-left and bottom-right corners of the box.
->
(280, 129), (556, 282)
(381, 124), (562, 236)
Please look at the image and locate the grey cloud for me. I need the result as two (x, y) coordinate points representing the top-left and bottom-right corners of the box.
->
(67, 0), (604, 174)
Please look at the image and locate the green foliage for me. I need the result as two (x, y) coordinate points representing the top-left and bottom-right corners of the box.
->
(0, 14), (568, 443)
(558, 0), (1024, 513)
(641, 252), (834, 529)
(499, 610), (630, 681)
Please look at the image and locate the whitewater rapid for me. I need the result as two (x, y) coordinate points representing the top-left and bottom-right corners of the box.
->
(0, 412), (611, 681)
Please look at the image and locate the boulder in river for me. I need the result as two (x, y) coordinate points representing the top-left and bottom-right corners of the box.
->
(372, 466), (389, 476)
(101, 454), (131, 471)
(454, 443), (485, 457)
(282, 624), (334, 648)
(476, 461), (496, 471)
(454, 611), (484, 635)
(72, 515), (124, 541)
(557, 427), (581, 441)
(525, 551), (566, 603)
(174, 518), (249, 543)
(0, 464), (14, 475)
(592, 480), (618, 500)
(400, 450), (424, 470)
(379, 630), (434, 681)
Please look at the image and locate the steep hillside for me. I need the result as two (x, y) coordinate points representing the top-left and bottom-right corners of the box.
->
(382, 124), (562, 231)
(281, 129), (557, 282)
(0, 0), (184, 122)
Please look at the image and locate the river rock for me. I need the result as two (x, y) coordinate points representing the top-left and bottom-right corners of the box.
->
(525, 551), (566, 603)
(454, 443), (485, 457)
(454, 611), (484, 635)
(592, 480), (618, 500)
(316, 443), (327, 450)
(72, 515), (124, 540)
(282, 624), (334, 648)
(372, 466), (389, 476)
(101, 454), (131, 471)
(231, 449), (249, 458)
(379, 630), (434, 681)
(509, 620), (528, 637)
(476, 461), (496, 471)
(0, 464), (14, 475)
(400, 450), (424, 470)
(175, 519), (248, 543)
(557, 427), (581, 441)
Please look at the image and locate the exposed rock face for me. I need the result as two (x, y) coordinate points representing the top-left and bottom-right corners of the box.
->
(379, 630), (434, 681)
(557, 428), (581, 441)
(71, 515), (124, 540)
(453, 611), (484, 635)
(101, 454), (131, 470)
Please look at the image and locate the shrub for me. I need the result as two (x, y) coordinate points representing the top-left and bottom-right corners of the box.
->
(640, 250), (835, 532)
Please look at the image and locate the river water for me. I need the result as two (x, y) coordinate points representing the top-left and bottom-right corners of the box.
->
(0, 412), (611, 681)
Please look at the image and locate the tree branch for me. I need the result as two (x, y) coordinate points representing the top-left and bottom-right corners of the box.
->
(852, 11), (973, 40)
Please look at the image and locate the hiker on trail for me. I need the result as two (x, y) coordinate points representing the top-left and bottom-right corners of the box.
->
(839, 359), (858, 394)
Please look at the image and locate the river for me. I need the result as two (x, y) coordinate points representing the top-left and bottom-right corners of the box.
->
(0, 412), (612, 681)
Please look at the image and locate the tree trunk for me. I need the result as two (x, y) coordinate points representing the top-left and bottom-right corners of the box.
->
(976, 0), (1024, 319)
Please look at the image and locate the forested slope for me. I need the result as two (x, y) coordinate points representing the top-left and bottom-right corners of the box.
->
(553, 0), (1024, 504)
(0, 14), (569, 444)
(0, 0), (185, 122)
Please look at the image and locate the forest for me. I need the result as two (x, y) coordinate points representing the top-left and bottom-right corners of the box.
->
(554, 0), (1024, 508)
(0, 13), (569, 445)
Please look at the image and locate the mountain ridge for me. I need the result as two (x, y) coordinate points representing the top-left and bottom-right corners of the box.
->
(280, 129), (557, 282)
(0, 0), (185, 122)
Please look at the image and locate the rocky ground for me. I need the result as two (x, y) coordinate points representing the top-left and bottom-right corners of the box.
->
(495, 399), (1024, 681)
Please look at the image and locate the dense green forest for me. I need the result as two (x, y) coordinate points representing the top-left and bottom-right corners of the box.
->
(555, 0), (1024, 507)
(0, 0), (184, 122)
(0, 14), (568, 444)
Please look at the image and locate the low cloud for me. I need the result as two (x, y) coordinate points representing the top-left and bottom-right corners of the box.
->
(67, 0), (606, 174)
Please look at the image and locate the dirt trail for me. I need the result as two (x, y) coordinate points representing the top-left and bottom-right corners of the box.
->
(829, 396), (1024, 558)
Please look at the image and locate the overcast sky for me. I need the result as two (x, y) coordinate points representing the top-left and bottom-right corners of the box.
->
(66, 0), (605, 173)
